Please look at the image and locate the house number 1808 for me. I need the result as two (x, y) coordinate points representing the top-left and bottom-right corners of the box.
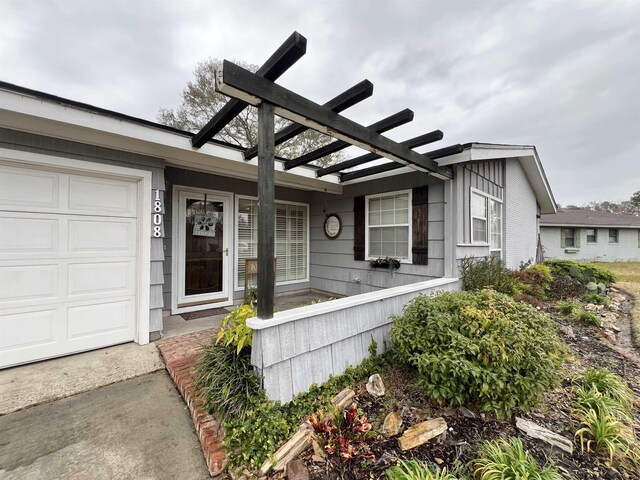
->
(153, 189), (163, 237)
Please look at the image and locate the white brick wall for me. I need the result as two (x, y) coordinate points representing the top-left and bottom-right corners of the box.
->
(504, 159), (538, 269)
(541, 226), (640, 262)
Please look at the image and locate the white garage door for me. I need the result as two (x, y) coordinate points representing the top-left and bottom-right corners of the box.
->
(0, 161), (139, 368)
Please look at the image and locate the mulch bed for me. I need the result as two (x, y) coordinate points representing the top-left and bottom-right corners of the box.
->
(291, 294), (640, 480)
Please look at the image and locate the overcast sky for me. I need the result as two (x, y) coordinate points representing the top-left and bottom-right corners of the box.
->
(1, 0), (639, 205)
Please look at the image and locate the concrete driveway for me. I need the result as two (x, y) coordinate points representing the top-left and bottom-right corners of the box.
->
(0, 371), (210, 480)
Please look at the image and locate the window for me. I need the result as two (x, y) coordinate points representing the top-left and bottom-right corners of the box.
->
(366, 191), (410, 259)
(490, 199), (502, 256)
(586, 228), (597, 243)
(471, 192), (488, 243)
(564, 228), (576, 247)
(236, 197), (308, 288)
(609, 228), (619, 244)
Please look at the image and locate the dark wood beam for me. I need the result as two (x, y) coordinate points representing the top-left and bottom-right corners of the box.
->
(283, 109), (414, 170)
(315, 130), (443, 177)
(340, 144), (464, 182)
(257, 102), (276, 319)
(191, 32), (306, 148)
(244, 80), (374, 160)
(215, 60), (454, 179)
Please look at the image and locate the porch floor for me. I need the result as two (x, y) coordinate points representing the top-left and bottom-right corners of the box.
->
(160, 290), (337, 340)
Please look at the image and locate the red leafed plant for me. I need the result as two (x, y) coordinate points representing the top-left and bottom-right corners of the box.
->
(309, 403), (376, 477)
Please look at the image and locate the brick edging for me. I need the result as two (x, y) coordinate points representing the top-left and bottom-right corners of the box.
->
(156, 330), (227, 477)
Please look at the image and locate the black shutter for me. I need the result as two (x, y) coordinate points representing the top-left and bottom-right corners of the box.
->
(412, 186), (429, 265)
(353, 196), (365, 261)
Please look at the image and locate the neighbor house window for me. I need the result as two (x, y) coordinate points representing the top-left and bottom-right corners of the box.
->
(586, 228), (598, 243)
(563, 228), (576, 247)
(471, 192), (488, 243)
(609, 228), (619, 244)
(366, 191), (410, 260)
(236, 197), (308, 288)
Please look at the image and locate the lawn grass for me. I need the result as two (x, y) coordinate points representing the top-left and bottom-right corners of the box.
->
(593, 262), (640, 349)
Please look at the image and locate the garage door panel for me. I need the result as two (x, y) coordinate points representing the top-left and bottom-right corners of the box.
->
(68, 261), (133, 297)
(0, 309), (57, 351)
(0, 215), (59, 257)
(67, 299), (134, 339)
(0, 165), (60, 210)
(0, 264), (58, 303)
(68, 175), (137, 217)
(68, 219), (135, 256)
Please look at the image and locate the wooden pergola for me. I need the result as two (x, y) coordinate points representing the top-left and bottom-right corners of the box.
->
(191, 31), (459, 319)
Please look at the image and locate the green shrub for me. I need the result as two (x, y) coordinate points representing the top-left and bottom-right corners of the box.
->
(216, 304), (256, 354)
(557, 299), (577, 316)
(193, 342), (263, 421)
(547, 274), (586, 300)
(582, 293), (611, 306)
(391, 290), (566, 418)
(557, 301), (602, 326)
(459, 256), (523, 295)
(385, 460), (459, 480)
(514, 263), (554, 299)
(544, 260), (617, 284)
(472, 438), (562, 480)
(576, 310), (601, 326)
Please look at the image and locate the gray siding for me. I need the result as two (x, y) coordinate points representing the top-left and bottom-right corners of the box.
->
(504, 159), (538, 269)
(541, 226), (640, 262)
(308, 172), (446, 297)
(0, 128), (166, 334)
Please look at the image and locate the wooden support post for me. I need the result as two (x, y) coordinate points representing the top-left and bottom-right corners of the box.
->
(257, 102), (275, 319)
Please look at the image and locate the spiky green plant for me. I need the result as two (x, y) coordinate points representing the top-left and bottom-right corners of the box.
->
(557, 300), (577, 316)
(578, 370), (635, 411)
(573, 385), (632, 423)
(574, 409), (631, 465)
(385, 460), (459, 480)
(472, 438), (562, 480)
(576, 310), (601, 326)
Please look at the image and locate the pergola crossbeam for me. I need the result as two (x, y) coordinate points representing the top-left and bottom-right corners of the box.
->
(244, 79), (374, 160)
(215, 60), (454, 179)
(283, 109), (414, 170)
(315, 130), (443, 177)
(340, 144), (463, 182)
(191, 32), (307, 148)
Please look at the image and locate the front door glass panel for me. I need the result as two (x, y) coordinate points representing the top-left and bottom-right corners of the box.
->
(184, 198), (224, 297)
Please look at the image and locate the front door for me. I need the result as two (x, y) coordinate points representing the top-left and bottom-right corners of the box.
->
(175, 187), (232, 312)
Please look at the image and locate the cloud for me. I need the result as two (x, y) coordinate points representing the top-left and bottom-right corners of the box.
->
(0, 0), (639, 204)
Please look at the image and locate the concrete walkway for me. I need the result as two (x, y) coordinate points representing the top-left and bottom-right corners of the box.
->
(0, 371), (211, 480)
(0, 342), (164, 415)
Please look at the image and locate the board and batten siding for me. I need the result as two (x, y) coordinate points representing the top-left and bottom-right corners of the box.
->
(540, 226), (640, 262)
(504, 158), (538, 269)
(0, 127), (166, 334)
(163, 167), (314, 307)
(308, 172), (446, 297)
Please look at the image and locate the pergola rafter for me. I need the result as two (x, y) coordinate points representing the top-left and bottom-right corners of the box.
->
(283, 108), (414, 170)
(315, 130), (443, 177)
(340, 144), (464, 182)
(191, 32), (307, 148)
(244, 79), (374, 160)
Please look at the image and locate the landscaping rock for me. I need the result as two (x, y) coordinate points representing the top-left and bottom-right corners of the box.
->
(366, 374), (385, 397)
(559, 324), (576, 339)
(515, 417), (573, 454)
(286, 458), (310, 480)
(332, 388), (355, 409)
(398, 417), (447, 451)
(382, 411), (403, 436)
(458, 406), (477, 418)
(260, 429), (312, 474)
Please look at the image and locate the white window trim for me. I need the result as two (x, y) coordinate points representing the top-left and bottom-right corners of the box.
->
(469, 188), (503, 255)
(234, 194), (310, 291)
(364, 189), (413, 264)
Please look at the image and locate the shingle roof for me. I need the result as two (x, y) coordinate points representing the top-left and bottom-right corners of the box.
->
(540, 208), (640, 228)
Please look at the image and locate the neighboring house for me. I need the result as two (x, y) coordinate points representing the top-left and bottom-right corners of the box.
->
(0, 81), (556, 399)
(540, 208), (640, 262)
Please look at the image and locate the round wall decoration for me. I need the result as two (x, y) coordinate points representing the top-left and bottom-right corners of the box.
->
(324, 214), (342, 239)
